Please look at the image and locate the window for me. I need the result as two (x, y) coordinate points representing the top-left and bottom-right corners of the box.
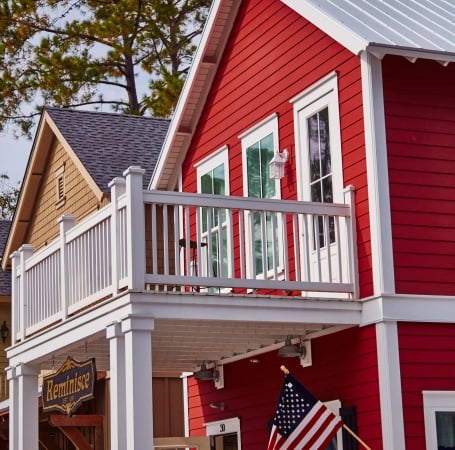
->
(292, 73), (344, 284)
(240, 114), (282, 278)
(196, 147), (231, 283)
(55, 163), (66, 208)
(423, 391), (455, 449)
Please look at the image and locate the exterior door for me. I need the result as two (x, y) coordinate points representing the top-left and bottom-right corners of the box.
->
(293, 74), (345, 285)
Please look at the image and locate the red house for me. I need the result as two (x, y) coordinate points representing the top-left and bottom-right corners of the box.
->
(4, 0), (455, 449)
(151, 0), (455, 448)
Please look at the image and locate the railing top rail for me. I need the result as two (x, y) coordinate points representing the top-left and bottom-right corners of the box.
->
(143, 190), (351, 216)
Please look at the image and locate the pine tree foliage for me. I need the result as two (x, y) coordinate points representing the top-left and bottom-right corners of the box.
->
(0, 174), (19, 220)
(0, 0), (210, 137)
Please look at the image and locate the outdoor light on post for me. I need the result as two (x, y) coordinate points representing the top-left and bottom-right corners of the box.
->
(1, 321), (8, 343)
(269, 149), (289, 179)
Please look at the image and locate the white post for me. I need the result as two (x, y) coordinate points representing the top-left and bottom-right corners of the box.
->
(6, 366), (18, 450)
(343, 185), (358, 298)
(10, 251), (20, 346)
(16, 363), (39, 450)
(58, 215), (75, 320)
(109, 177), (126, 296)
(18, 244), (34, 341)
(106, 321), (127, 450)
(121, 315), (154, 449)
(124, 167), (146, 290)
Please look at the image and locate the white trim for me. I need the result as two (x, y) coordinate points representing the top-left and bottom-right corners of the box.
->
(325, 400), (343, 450)
(195, 146), (230, 195)
(194, 145), (229, 169)
(423, 391), (455, 449)
(205, 417), (241, 449)
(362, 294), (455, 326)
(238, 113), (278, 140)
(360, 51), (395, 296)
(375, 321), (406, 450)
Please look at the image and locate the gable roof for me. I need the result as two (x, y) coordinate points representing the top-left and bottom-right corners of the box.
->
(151, 0), (455, 191)
(45, 108), (170, 192)
(282, 0), (455, 62)
(0, 220), (11, 295)
(3, 108), (169, 268)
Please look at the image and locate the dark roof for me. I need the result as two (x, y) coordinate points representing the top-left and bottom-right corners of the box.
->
(45, 108), (170, 191)
(0, 220), (11, 296)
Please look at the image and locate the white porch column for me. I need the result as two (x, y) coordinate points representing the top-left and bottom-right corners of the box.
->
(124, 166), (146, 291)
(6, 366), (18, 450)
(376, 321), (406, 449)
(106, 321), (127, 450)
(16, 363), (39, 450)
(121, 315), (155, 449)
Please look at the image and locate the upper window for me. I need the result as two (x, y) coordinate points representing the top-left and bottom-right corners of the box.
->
(292, 73), (346, 285)
(240, 115), (283, 278)
(423, 391), (455, 449)
(196, 147), (231, 283)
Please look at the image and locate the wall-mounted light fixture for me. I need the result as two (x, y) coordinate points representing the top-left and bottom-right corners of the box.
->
(0, 321), (8, 343)
(194, 362), (224, 389)
(269, 149), (289, 179)
(278, 336), (312, 368)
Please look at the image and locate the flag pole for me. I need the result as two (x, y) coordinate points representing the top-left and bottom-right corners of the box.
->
(279, 366), (372, 450)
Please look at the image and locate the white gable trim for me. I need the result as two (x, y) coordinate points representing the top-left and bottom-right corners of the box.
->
(281, 0), (367, 55)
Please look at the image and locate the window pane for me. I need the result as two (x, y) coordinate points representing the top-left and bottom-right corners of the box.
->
(212, 164), (225, 196)
(436, 411), (455, 449)
(247, 143), (261, 198)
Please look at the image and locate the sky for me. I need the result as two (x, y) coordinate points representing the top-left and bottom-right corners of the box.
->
(0, 133), (31, 186)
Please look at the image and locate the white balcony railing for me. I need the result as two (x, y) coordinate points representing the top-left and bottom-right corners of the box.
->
(11, 167), (358, 343)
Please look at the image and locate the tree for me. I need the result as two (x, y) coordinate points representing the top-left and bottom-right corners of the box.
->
(0, 0), (210, 137)
(0, 174), (19, 219)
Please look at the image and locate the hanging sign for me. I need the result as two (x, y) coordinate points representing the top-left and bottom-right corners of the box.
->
(42, 356), (96, 415)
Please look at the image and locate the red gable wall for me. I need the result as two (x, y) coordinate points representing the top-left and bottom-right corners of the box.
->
(180, 0), (373, 297)
(384, 56), (455, 295)
(188, 326), (382, 449)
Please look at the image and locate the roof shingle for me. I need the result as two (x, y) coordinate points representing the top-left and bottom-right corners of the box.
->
(45, 108), (170, 191)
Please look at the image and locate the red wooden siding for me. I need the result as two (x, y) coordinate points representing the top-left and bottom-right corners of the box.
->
(187, 326), (382, 449)
(180, 0), (373, 298)
(383, 56), (455, 295)
(399, 322), (455, 449)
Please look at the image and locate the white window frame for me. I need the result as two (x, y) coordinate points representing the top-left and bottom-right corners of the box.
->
(205, 417), (241, 450)
(423, 390), (455, 449)
(292, 71), (343, 204)
(195, 146), (232, 286)
(325, 399), (343, 450)
(240, 114), (284, 280)
(292, 72), (346, 288)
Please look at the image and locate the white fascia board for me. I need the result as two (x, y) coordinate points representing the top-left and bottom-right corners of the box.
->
(280, 0), (367, 56)
(367, 44), (455, 64)
(150, 0), (225, 190)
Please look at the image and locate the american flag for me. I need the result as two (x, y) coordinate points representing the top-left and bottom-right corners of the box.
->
(267, 374), (343, 450)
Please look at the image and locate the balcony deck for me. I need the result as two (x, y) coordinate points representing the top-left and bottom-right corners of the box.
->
(10, 167), (358, 345)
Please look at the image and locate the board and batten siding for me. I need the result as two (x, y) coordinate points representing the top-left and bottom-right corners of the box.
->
(398, 322), (455, 450)
(180, 0), (372, 297)
(383, 55), (455, 295)
(25, 140), (108, 252)
(187, 326), (382, 449)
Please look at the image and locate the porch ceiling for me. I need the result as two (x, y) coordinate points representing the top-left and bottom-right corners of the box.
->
(46, 318), (350, 375)
(21, 292), (361, 377)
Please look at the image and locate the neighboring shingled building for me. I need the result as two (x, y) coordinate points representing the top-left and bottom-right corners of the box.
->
(3, 108), (170, 262)
(0, 221), (11, 297)
(45, 108), (170, 191)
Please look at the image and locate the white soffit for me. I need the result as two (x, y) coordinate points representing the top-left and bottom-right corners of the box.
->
(281, 0), (455, 60)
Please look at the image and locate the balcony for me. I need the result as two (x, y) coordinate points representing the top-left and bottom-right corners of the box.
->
(10, 167), (358, 344)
